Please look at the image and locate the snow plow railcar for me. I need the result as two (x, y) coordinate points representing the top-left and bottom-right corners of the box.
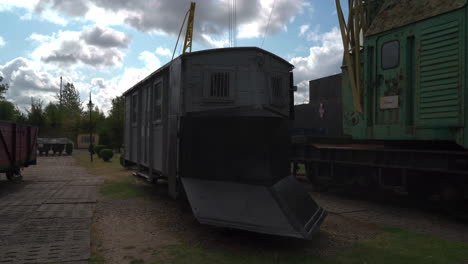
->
(122, 47), (326, 239)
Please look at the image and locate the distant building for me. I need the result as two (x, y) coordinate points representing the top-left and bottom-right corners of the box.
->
(76, 134), (99, 149)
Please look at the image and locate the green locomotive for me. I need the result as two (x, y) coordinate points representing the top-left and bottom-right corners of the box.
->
(292, 0), (468, 211)
(343, 0), (468, 148)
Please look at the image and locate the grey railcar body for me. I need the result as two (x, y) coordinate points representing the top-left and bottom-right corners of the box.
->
(122, 47), (325, 239)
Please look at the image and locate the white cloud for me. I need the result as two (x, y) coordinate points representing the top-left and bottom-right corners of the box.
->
(28, 33), (53, 43)
(86, 49), (163, 113)
(200, 34), (229, 48)
(155, 47), (171, 57)
(299, 24), (309, 36)
(294, 81), (309, 104)
(0, 36), (5, 47)
(238, 22), (261, 38)
(138, 50), (161, 70)
(8, 1), (69, 26)
(29, 25), (130, 68)
(0, 1), (38, 11)
(0, 49), (161, 113)
(0, 57), (60, 109)
(81, 25), (131, 48)
(29, 0), (306, 47)
(290, 27), (343, 104)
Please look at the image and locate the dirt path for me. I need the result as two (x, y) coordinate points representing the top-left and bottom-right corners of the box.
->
(90, 168), (468, 263)
(0, 155), (103, 263)
(91, 179), (382, 264)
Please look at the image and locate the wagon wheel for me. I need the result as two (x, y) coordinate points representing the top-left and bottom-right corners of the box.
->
(6, 169), (23, 183)
(440, 180), (465, 218)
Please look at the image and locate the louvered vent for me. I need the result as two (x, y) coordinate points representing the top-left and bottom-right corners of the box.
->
(210, 72), (230, 98)
(418, 20), (461, 125)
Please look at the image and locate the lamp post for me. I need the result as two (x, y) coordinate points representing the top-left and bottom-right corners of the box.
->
(88, 90), (93, 162)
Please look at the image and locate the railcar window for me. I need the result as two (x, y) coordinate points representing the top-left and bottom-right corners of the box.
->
(271, 76), (285, 106)
(131, 93), (138, 124)
(210, 72), (230, 98)
(381, 40), (400, 69)
(153, 82), (162, 122)
(271, 76), (282, 97)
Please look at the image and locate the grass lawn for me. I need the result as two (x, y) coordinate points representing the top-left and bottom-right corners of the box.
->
(153, 227), (468, 264)
(291, 163), (306, 175)
(75, 152), (468, 264)
(74, 152), (147, 198)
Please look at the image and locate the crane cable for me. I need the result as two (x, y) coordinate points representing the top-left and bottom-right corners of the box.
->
(233, 0), (237, 47)
(172, 9), (190, 60)
(260, 0), (277, 48)
(229, 0), (232, 47)
(228, 0), (237, 47)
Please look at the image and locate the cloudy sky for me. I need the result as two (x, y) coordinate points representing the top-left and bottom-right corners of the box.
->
(0, 0), (345, 113)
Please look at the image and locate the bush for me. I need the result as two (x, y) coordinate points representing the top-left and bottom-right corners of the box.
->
(65, 143), (73, 155)
(94, 145), (107, 158)
(119, 149), (126, 167)
(100, 149), (114, 162)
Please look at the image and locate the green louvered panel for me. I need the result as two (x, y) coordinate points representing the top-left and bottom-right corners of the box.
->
(418, 20), (461, 126)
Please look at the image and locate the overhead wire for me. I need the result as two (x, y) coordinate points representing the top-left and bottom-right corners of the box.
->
(260, 0), (277, 48)
(227, 0), (237, 47)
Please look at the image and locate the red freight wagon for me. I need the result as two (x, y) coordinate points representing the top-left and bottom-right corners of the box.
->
(0, 121), (38, 182)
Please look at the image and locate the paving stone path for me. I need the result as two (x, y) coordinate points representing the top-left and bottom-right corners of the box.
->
(0, 156), (103, 263)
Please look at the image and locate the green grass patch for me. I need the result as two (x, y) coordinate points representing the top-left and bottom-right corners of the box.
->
(74, 152), (148, 199)
(151, 227), (468, 264)
(88, 255), (105, 264)
(100, 176), (145, 199)
(73, 152), (131, 179)
(291, 163), (306, 175)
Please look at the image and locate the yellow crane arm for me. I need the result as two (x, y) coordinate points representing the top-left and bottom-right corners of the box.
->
(183, 2), (196, 53)
(335, 0), (366, 113)
(172, 2), (196, 60)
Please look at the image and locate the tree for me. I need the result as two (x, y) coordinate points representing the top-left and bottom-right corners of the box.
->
(0, 77), (15, 122)
(14, 107), (28, 124)
(0, 76), (8, 100)
(45, 103), (62, 128)
(27, 99), (46, 128)
(60, 82), (82, 143)
(61, 82), (82, 114)
(108, 96), (125, 151)
(0, 101), (28, 123)
(0, 101), (15, 121)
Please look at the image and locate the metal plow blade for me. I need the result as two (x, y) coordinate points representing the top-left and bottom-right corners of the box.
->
(181, 176), (327, 239)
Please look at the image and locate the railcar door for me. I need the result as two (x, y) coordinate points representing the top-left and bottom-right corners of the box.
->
(375, 33), (406, 126)
(141, 86), (150, 166)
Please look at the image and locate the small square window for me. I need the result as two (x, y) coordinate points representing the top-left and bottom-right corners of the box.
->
(381, 40), (399, 69)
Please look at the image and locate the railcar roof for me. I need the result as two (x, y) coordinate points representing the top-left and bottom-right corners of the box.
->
(366, 0), (466, 36)
(122, 47), (293, 96)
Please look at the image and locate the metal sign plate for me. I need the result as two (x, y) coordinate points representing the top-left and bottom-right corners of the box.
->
(380, 95), (399, 109)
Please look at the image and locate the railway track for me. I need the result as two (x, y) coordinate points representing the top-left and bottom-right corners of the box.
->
(294, 178), (468, 243)
(297, 175), (468, 223)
